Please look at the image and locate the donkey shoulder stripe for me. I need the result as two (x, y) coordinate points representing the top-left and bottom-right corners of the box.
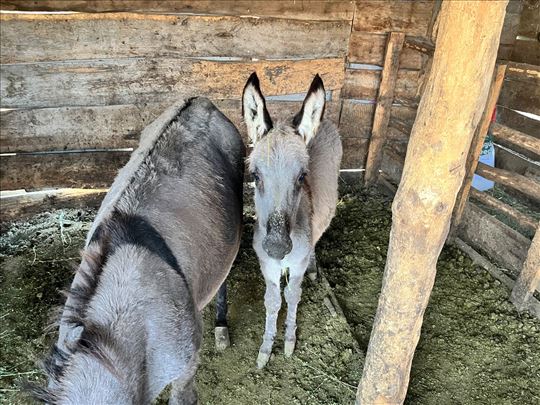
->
(107, 211), (185, 282)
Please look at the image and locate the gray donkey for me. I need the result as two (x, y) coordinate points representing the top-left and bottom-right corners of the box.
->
(242, 73), (342, 368)
(30, 97), (244, 404)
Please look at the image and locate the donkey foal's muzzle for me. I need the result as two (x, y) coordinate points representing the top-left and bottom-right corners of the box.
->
(262, 212), (292, 260)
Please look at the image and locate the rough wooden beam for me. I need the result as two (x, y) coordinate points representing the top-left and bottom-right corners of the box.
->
(352, 0), (434, 36)
(451, 64), (507, 231)
(491, 122), (540, 160)
(388, 116), (413, 136)
(348, 32), (423, 69)
(363, 32), (405, 186)
(0, 13), (350, 64)
(0, 58), (345, 109)
(341, 68), (419, 101)
(469, 188), (537, 234)
(403, 36), (435, 56)
(506, 62), (540, 81)
(498, 76), (540, 116)
(357, 2), (508, 403)
(0, 151), (130, 190)
(0, 100), (341, 153)
(511, 227), (540, 312)
(476, 162), (540, 203)
(0, 1), (355, 20)
(460, 202), (531, 275)
(0, 188), (107, 223)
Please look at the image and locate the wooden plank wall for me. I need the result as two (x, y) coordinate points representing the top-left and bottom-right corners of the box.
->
(0, 0), (530, 192)
(376, 0), (530, 187)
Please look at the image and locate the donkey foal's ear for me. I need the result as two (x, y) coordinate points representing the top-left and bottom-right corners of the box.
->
(242, 72), (273, 144)
(293, 74), (326, 145)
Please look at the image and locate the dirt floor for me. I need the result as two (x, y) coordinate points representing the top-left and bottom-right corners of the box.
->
(1, 189), (539, 404)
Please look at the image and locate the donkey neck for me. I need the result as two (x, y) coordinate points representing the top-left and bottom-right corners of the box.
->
(58, 246), (152, 404)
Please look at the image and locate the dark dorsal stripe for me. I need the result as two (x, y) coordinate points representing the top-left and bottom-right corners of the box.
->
(106, 210), (187, 284)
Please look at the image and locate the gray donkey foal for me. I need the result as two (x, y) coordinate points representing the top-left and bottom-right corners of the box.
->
(242, 73), (342, 368)
(31, 98), (244, 404)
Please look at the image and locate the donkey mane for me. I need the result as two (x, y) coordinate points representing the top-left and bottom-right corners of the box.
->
(28, 99), (199, 403)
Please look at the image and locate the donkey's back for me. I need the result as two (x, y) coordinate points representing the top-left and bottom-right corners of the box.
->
(308, 120), (342, 244)
(37, 97), (244, 404)
(91, 96), (245, 307)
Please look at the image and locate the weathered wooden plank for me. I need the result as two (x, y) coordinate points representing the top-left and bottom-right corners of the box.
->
(499, 5), (522, 45)
(469, 188), (538, 235)
(0, 100), (345, 190)
(476, 162), (540, 203)
(491, 122), (540, 160)
(506, 62), (540, 81)
(338, 101), (375, 139)
(364, 32), (405, 186)
(498, 77), (540, 116)
(0, 13), (350, 64)
(497, 106), (540, 137)
(461, 202), (531, 275)
(387, 106), (417, 141)
(0, 0), (355, 20)
(511, 227), (540, 312)
(380, 147), (404, 186)
(353, 0), (433, 36)
(348, 32), (424, 69)
(0, 188), (107, 223)
(342, 137), (369, 169)
(511, 38), (540, 66)
(388, 116), (413, 136)
(452, 65), (507, 230)
(0, 58), (345, 109)
(404, 36), (434, 56)
(0, 151), (130, 190)
(342, 68), (419, 100)
(0, 100), (340, 153)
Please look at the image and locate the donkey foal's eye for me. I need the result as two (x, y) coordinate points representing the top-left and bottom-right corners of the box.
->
(252, 172), (260, 183)
(298, 173), (307, 183)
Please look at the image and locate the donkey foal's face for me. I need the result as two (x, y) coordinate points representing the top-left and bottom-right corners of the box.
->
(243, 73), (326, 260)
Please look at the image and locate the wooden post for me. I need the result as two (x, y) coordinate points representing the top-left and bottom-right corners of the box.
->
(511, 227), (540, 312)
(364, 32), (405, 186)
(451, 64), (507, 231)
(357, 1), (508, 404)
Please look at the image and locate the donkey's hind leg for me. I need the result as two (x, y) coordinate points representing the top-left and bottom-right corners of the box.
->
(306, 250), (318, 282)
(214, 282), (230, 351)
(169, 376), (197, 405)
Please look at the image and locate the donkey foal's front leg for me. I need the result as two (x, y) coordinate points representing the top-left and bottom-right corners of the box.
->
(257, 271), (281, 369)
(284, 269), (305, 357)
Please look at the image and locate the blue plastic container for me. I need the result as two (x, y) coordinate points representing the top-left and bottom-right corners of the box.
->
(472, 134), (495, 191)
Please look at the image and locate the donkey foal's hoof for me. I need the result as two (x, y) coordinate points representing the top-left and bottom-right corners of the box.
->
(257, 351), (271, 369)
(284, 340), (296, 357)
(214, 326), (230, 351)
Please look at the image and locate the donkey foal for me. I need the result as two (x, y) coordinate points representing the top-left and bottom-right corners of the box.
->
(242, 73), (342, 368)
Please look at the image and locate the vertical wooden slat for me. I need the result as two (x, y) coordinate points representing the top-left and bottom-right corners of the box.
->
(357, 1), (508, 403)
(451, 64), (507, 231)
(511, 227), (540, 312)
(363, 32), (405, 186)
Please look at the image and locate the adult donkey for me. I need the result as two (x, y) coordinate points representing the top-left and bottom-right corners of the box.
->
(30, 97), (244, 404)
(242, 73), (342, 368)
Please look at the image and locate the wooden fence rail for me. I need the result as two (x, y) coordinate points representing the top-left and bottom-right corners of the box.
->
(476, 162), (540, 203)
(490, 122), (540, 160)
(469, 188), (537, 234)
